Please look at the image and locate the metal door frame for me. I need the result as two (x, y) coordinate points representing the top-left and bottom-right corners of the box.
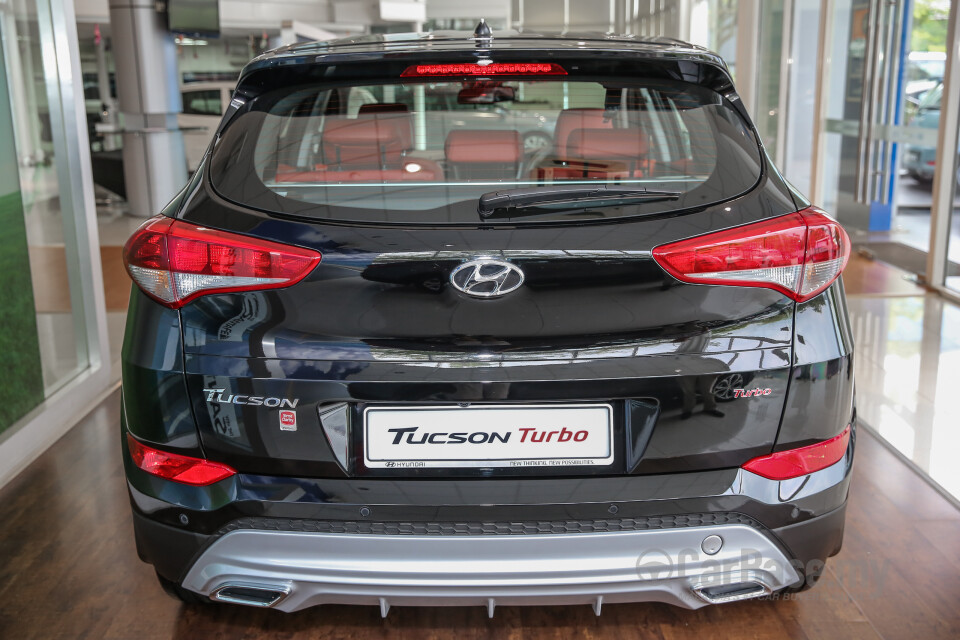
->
(926, 0), (960, 300)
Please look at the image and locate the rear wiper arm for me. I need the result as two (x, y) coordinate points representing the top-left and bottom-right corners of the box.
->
(478, 184), (682, 219)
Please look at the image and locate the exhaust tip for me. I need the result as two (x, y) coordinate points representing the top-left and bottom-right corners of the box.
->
(693, 580), (771, 604)
(211, 582), (290, 608)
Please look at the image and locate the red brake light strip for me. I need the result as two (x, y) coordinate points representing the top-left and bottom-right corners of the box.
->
(127, 433), (236, 486)
(741, 426), (851, 481)
(401, 63), (567, 77)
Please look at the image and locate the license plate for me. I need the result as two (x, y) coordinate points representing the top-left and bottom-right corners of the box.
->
(363, 404), (614, 469)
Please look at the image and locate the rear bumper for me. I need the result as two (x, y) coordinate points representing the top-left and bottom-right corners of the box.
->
(131, 446), (852, 611)
(180, 522), (801, 612)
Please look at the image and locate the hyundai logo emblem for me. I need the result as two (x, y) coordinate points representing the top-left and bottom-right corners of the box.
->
(450, 259), (524, 298)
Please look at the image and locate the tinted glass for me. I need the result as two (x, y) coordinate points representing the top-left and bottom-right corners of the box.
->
(211, 77), (763, 224)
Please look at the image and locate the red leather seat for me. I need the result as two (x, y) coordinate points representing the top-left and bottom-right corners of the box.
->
(567, 128), (648, 161)
(322, 115), (411, 167)
(553, 108), (613, 156)
(532, 128), (651, 181)
(274, 108), (440, 183)
(356, 104), (413, 150)
(445, 130), (521, 180)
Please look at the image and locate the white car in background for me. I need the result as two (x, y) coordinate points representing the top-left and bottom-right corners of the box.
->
(179, 82), (234, 172)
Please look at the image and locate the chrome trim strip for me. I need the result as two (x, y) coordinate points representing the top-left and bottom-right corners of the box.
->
(181, 524), (800, 612)
(371, 249), (651, 264)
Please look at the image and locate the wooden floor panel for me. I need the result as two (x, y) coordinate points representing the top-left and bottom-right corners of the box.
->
(29, 245), (130, 313)
(842, 254), (926, 297)
(0, 389), (958, 640)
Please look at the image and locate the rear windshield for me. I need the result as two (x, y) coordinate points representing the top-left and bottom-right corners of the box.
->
(210, 75), (763, 224)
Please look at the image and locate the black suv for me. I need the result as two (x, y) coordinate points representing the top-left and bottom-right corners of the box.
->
(121, 27), (855, 613)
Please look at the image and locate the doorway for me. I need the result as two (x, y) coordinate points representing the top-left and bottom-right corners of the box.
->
(815, 0), (957, 282)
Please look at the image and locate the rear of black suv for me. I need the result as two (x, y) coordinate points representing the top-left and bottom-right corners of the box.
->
(121, 32), (855, 613)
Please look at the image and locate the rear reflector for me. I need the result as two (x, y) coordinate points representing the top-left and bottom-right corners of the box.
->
(651, 207), (850, 302)
(123, 216), (321, 309)
(741, 426), (851, 480)
(127, 433), (236, 486)
(401, 63), (567, 77)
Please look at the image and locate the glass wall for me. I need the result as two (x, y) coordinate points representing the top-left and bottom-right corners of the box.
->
(688, 0), (739, 75)
(883, 0), (951, 279)
(755, 0), (786, 162)
(632, 0), (685, 38)
(2, 0), (90, 398)
(782, 0), (823, 195)
(0, 32), (44, 433)
(0, 0), (108, 438)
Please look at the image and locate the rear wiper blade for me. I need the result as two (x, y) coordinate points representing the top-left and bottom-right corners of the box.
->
(478, 184), (682, 219)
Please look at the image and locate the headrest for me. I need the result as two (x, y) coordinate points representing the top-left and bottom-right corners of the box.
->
(554, 108), (613, 154)
(322, 115), (410, 165)
(566, 128), (648, 160)
(445, 130), (521, 163)
(324, 117), (407, 146)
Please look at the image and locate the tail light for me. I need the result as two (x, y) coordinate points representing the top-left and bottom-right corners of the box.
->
(126, 433), (236, 486)
(741, 426), (851, 480)
(123, 216), (321, 309)
(651, 207), (850, 302)
(401, 63), (567, 77)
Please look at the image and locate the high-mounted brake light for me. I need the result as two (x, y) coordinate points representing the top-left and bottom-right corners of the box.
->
(651, 207), (850, 302)
(127, 433), (236, 486)
(123, 216), (321, 309)
(400, 63), (567, 77)
(741, 426), (851, 480)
